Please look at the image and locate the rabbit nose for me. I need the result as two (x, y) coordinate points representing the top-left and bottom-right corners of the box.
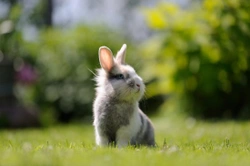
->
(128, 81), (134, 87)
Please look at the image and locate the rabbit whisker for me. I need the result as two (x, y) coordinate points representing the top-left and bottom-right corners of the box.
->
(87, 67), (97, 77)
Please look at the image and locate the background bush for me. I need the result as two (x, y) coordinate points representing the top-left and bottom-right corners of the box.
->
(142, 0), (250, 119)
(2, 0), (250, 125)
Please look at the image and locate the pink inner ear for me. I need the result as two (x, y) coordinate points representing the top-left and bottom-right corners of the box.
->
(99, 48), (114, 72)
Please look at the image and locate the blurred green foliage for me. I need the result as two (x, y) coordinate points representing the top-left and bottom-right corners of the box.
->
(2, 0), (250, 123)
(143, 0), (250, 119)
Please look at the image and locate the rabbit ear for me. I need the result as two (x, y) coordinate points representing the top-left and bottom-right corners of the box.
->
(116, 44), (127, 64)
(99, 46), (115, 72)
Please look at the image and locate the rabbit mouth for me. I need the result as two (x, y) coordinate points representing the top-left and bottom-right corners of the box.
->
(132, 85), (141, 93)
(135, 85), (141, 93)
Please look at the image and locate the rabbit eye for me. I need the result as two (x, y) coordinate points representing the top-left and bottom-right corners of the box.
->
(114, 74), (124, 80)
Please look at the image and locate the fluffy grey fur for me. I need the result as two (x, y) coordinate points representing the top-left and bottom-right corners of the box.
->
(93, 44), (155, 147)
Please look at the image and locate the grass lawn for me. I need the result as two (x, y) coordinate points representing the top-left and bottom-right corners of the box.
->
(1, 112), (250, 166)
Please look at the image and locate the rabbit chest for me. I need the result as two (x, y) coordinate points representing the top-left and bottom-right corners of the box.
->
(96, 100), (135, 141)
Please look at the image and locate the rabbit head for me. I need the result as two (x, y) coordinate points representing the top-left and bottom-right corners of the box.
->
(95, 44), (145, 102)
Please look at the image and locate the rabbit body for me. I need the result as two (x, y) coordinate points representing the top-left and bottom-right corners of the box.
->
(93, 44), (155, 147)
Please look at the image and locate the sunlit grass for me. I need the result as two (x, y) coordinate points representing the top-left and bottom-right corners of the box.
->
(1, 112), (250, 166)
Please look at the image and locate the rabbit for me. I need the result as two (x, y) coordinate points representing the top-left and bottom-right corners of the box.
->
(93, 44), (155, 147)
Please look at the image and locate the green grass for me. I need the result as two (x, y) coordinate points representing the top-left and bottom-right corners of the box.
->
(1, 112), (250, 166)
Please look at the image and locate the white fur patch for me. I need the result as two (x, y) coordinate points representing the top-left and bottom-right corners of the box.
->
(116, 106), (141, 147)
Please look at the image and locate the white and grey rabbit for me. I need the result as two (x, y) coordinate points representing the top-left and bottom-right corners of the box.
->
(93, 44), (155, 147)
